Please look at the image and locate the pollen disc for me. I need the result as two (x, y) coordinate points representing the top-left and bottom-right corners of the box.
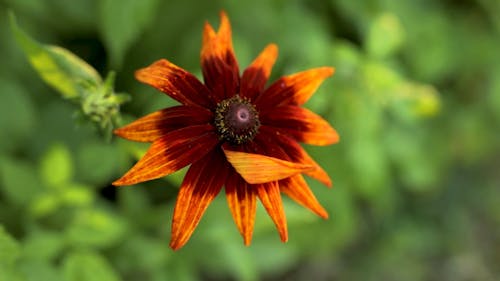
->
(214, 95), (260, 145)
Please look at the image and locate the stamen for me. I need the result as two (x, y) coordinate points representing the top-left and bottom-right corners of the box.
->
(214, 95), (260, 144)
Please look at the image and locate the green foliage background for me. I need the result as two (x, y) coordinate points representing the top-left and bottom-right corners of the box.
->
(1, 0), (499, 280)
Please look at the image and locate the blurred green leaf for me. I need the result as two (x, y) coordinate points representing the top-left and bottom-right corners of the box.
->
(488, 67), (500, 121)
(396, 83), (440, 117)
(99, 0), (160, 68)
(349, 139), (390, 198)
(0, 78), (35, 153)
(0, 267), (24, 281)
(39, 144), (73, 188)
(0, 226), (20, 266)
(113, 235), (170, 276)
(65, 209), (127, 248)
(76, 141), (123, 184)
(0, 158), (40, 206)
(60, 184), (94, 207)
(63, 251), (121, 281)
(29, 194), (61, 218)
(366, 13), (405, 58)
(361, 61), (403, 102)
(19, 260), (63, 281)
(10, 13), (102, 99)
(22, 230), (65, 261)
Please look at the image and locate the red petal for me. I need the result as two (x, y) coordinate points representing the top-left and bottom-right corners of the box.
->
(225, 171), (256, 246)
(256, 182), (288, 242)
(261, 106), (339, 146)
(256, 67), (334, 107)
(113, 125), (218, 186)
(135, 59), (214, 108)
(170, 150), (228, 250)
(114, 106), (213, 142)
(259, 127), (332, 187)
(280, 175), (328, 218)
(241, 44), (278, 100)
(222, 148), (313, 184)
(201, 11), (239, 101)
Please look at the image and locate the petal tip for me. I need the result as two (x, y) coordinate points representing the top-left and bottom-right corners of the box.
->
(280, 233), (289, 243)
(113, 128), (123, 137)
(219, 10), (229, 20)
(112, 177), (128, 186)
(243, 237), (252, 246)
(169, 241), (182, 251)
(324, 66), (335, 77)
(267, 43), (279, 55)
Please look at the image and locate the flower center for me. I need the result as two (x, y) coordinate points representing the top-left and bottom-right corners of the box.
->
(214, 95), (260, 144)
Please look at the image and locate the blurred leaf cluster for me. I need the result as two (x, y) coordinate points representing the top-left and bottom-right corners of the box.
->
(1, 0), (499, 281)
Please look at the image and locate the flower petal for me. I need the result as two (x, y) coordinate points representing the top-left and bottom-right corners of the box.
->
(222, 148), (314, 184)
(135, 59), (214, 108)
(259, 127), (332, 187)
(256, 181), (288, 242)
(114, 106), (213, 142)
(113, 125), (218, 186)
(170, 150), (228, 250)
(201, 11), (239, 101)
(225, 171), (256, 246)
(280, 175), (328, 219)
(261, 106), (339, 146)
(241, 44), (278, 100)
(256, 67), (334, 107)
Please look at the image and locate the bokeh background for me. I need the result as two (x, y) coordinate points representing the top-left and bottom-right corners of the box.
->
(1, 0), (499, 280)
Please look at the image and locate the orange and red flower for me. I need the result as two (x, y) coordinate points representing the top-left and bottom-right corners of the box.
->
(113, 12), (339, 250)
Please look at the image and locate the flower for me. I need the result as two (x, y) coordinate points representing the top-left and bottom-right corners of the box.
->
(113, 11), (339, 250)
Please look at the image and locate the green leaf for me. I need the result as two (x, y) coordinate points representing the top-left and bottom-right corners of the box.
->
(22, 230), (65, 261)
(76, 141), (124, 185)
(39, 144), (73, 188)
(63, 251), (121, 281)
(29, 194), (61, 218)
(392, 82), (441, 118)
(65, 209), (127, 248)
(0, 226), (20, 266)
(366, 13), (405, 58)
(60, 184), (94, 207)
(10, 12), (101, 99)
(0, 157), (41, 206)
(19, 260), (63, 281)
(99, 0), (160, 68)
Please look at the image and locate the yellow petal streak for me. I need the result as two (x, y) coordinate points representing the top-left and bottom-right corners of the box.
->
(257, 182), (288, 242)
(280, 175), (328, 218)
(225, 174), (256, 245)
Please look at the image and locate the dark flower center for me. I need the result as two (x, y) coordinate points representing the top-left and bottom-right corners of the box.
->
(214, 95), (260, 144)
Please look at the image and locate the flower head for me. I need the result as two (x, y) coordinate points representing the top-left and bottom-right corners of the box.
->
(113, 11), (339, 250)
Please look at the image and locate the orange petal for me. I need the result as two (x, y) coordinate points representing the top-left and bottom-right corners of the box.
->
(261, 106), (339, 146)
(259, 127), (332, 187)
(280, 175), (328, 218)
(113, 125), (218, 186)
(256, 182), (288, 242)
(135, 59), (214, 108)
(257, 67), (334, 107)
(241, 44), (278, 100)
(170, 150), (228, 250)
(114, 106), (213, 142)
(225, 172), (256, 246)
(222, 148), (314, 184)
(201, 11), (240, 101)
